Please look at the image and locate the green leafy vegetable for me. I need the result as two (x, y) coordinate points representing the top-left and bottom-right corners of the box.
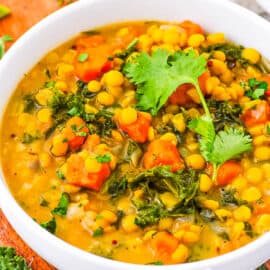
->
(78, 53), (89, 63)
(96, 154), (111, 163)
(116, 38), (139, 59)
(147, 261), (164, 265)
(133, 199), (168, 228)
(40, 217), (57, 234)
(203, 43), (248, 66)
(93, 227), (104, 237)
(21, 133), (40, 144)
(267, 124), (270, 135)
(0, 246), (31, 270)
(124, 49), (207, 115)
(56, 170), (65, 180)
(0, 35), (13, 60)
(22, 94), (37, 113)
(244, 222), (256, 238)
(0, 5), (11, 19)
(51, 193), (70, 217)
(242, 78), (268, 100)
(208, 101), (243, 132)
(220, 188), (246, 206)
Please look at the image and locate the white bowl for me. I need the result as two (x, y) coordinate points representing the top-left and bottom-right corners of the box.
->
(1, 0), (270, 269)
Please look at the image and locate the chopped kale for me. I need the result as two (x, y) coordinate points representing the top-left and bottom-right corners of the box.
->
(203, 43), (249, 66)
(244, 222), (256, 238)
(40, 197), (49, 207)
(21, 133), (40, 144)
(220, 188), (246, 207)
(208, 101), (243, 132)
(218, 232), (230, 241)
(199, 209), (217, 223)
(40, 217), (57, 234)
(22, 93), (37, 113)
(133, 199), (168, 228)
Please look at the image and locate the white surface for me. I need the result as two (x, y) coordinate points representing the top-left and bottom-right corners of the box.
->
(257, 0), (270, 14)
(1, 0), (270, 269)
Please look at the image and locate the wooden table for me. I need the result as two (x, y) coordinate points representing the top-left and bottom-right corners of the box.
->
(0, 1), (269, 269)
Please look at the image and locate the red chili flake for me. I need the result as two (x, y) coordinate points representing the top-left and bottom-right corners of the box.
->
(112, 240), (118, 245)
(207, 60), (213, 67)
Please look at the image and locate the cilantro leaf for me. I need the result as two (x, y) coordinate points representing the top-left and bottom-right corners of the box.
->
(188, 115), (215, 160)
(96, 154), (111, 163)
(124, 49), (207, 115)
(209, 128), (252, 165)
(51, 193), (70, 217)
(243, 78), (268, 100)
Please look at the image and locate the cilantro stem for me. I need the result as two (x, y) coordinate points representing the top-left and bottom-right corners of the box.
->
(212, 163), (218, 182)
(194, 81), (211, 119)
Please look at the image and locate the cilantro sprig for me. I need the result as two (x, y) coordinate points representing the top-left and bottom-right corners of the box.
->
(124, 49), (207, 115)
(124, 48), (252, 180)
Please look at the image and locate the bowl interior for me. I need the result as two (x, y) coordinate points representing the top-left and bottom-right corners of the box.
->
(1, 0), (270, 269)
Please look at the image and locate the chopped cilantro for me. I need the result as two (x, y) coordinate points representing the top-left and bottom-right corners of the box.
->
(243, 78), (268, 100)
(51, 193), (70, 217)
(96, 154), (111, 163)
(78, 53), (89, 63)
(45, 81), (56, 88)
(93, 227), (104, 237)
(40, 217), (57, 234)
(56, 170), (65, 180)
(76, 131), (87, 137)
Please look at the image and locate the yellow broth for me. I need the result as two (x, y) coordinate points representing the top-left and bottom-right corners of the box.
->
(1, 21), (270, 265)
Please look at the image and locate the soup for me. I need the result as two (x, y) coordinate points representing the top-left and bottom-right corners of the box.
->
(1, 20), (270, 265)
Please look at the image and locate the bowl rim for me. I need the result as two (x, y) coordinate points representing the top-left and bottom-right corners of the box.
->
(1, 0), (270, 269)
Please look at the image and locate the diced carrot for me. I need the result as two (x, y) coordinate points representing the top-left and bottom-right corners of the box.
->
(66, 154), (111, 191)
(199, 70), (210, 93)
(66, 154), (87, 184)
(83, 134), (101, 151)
(74, 45), (113, 82)
(118, 112), (151, 143)
(169, 71), (209, 105)
(151, 231), (179, 256)
(86, 163), (111, 191)
(217, 161), (241, 187)
(179, 20), (203, 36)
(241, 101), (270, 127)
(254, 197), (270, 215)
(169, 84), (192, 105)
(64, 117), (89, 151)
(143, 139), (184, 172)
(258, 74), (270, 97)
(75, 35), (105, 50)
